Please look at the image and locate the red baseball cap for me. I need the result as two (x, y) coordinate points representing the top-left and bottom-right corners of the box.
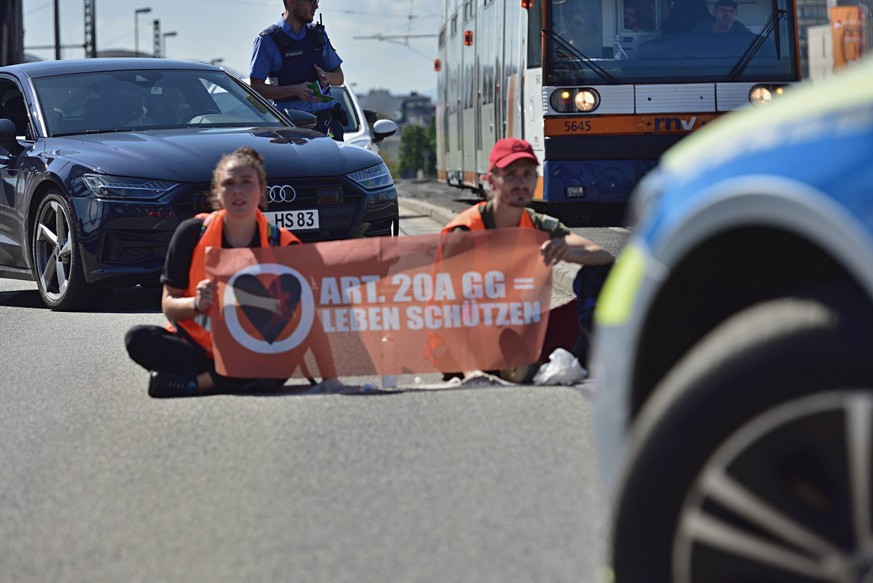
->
(488, 138), (539, 171)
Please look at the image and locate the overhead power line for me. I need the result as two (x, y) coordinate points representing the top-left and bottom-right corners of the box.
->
(353, 0), (437, 46)
(353, 34), (437, 41)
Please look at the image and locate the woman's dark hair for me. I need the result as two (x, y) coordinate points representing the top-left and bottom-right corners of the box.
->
(209, 146), (269, 211)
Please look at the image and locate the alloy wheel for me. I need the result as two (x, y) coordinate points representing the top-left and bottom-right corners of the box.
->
(33, 198), (73, 302)
(674, 391), (873, 582)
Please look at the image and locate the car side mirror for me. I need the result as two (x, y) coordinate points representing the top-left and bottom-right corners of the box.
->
(372, 119), (397, 143)
(0, 119), (22, 154)
(280, 108), (318, 130)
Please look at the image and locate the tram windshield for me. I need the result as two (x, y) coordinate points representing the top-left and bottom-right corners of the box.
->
(546, 0), (798, 85)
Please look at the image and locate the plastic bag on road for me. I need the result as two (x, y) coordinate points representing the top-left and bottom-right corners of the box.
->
(533, 348), (588, 385)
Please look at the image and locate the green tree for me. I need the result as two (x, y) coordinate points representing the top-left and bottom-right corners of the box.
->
(398, 119), (437, 179)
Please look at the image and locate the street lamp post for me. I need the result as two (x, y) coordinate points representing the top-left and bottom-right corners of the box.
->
(162, 31), (177, 58)
(134, 7), (151, 57)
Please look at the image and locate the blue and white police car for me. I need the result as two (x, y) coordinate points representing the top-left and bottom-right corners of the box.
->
(592, 57), (873, 582)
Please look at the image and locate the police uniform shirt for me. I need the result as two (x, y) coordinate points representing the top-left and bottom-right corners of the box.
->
(249, 18), (343, 114)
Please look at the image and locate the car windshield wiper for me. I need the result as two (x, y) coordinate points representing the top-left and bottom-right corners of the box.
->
(725, 0), (786, 81)
(543, 29), (618, 85)
(80, 128), (143, 135)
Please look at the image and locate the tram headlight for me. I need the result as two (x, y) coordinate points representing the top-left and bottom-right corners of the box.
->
(574, 89), (599, 112)
(550, 88), (600, 113)
(550, 89), (575, 113)
(749, 84), (789, 106)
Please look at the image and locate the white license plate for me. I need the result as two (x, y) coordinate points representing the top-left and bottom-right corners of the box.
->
(265, 210), (320, 231)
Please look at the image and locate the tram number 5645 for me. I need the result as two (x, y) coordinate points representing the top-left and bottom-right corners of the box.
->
(563, 120), (592, 133)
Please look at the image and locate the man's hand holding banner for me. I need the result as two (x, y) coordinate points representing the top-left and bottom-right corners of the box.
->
(205, 229), (552, 379)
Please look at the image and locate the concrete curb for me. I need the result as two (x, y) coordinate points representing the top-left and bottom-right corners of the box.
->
(399, 197), (580, 296)
(399, 195), (457, 228)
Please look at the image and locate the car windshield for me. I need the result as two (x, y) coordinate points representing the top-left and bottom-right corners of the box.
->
(547, 0), (798, 84)
(33, 69), (288, 136)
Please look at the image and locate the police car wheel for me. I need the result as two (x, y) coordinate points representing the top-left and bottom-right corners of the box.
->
(611, 291), (873, 583)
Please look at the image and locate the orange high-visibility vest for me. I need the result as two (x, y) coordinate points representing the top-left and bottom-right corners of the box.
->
(441, 201), (536, 234)
(171, 209), (300, 357)
(427, 202), (539, 370)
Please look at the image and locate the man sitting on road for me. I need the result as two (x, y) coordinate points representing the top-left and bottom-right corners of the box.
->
(440, 138), (614, 381)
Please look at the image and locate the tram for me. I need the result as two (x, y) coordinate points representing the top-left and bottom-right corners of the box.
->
(435, 0), (800, 222)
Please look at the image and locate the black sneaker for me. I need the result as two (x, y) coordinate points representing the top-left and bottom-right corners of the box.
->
(148, 370), (199, 398)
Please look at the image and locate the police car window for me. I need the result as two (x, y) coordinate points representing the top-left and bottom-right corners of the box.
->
(330, 87), (361, 133)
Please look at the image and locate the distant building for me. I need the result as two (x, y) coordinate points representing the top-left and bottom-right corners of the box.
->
(803, 1), (872, 79)
(797, 0), (834, 77)
(359, 89), (404, 123)
(807, 23), (836, 81)
(359, 89), (434, 129)
(402, 92), (435, 127)
(797, 0), (872, 77)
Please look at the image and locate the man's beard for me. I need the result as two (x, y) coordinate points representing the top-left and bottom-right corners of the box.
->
(506, 192), (531, 207)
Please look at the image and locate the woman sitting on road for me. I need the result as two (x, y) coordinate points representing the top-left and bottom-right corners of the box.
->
(124, 146), (342, 398)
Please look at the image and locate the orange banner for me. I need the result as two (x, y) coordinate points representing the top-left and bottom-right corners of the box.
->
(204, 229), (552, 379)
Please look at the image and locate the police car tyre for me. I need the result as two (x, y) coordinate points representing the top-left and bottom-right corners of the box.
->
(31, 192), (107, 311)
(612, 290), (873, 583)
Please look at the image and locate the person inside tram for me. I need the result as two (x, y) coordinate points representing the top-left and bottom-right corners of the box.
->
(693, 0), (751, 33)
(624, 0), (654, 31)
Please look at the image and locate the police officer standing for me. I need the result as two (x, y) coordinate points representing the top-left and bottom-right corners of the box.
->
(250, 0), (346, 140)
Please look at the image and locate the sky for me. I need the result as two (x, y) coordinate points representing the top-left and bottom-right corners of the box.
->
(21, 0), (440, 98)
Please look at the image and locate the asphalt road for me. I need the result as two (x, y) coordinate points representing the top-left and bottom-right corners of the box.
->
(0, 181), (621, 583)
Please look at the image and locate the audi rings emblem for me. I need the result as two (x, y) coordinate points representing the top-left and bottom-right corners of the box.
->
(267, 185), (297, 203)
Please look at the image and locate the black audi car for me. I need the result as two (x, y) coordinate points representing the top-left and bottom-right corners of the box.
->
(0, 58), (398, 310)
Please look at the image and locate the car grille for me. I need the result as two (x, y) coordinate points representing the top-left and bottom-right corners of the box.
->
(115, 245), (158, 264)
(171, 187), (213, 218)
(99, 229), (172, 271)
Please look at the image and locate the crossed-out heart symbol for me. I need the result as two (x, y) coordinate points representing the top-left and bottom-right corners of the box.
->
(232, 273), (303, 344)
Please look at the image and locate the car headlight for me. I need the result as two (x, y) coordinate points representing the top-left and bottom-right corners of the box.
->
(347, 163), (393, 190)
(82, 174), (177, 200)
